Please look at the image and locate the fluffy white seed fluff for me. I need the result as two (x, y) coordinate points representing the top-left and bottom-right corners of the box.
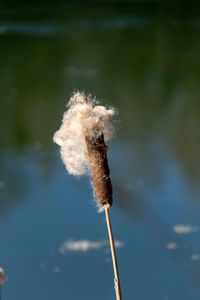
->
(53, 92), (115, 176)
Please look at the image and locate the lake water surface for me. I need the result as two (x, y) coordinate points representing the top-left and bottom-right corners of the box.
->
(1, 1), (200, 299)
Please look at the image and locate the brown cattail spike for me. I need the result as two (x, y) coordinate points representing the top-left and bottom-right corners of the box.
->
(85, 130), (113, 207)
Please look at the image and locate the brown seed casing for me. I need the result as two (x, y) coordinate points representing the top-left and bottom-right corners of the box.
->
(85, 130), (113, 207)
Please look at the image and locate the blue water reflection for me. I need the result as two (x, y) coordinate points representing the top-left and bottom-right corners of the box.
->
(0, 145), (200, 299)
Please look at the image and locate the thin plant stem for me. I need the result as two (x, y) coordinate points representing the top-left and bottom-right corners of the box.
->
(105, 206), (122, 300)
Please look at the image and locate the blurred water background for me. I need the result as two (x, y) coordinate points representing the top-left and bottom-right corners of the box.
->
(1, 1), (200, 299)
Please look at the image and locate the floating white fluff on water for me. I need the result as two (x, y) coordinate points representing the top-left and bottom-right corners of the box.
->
(53, 92), (115, 176)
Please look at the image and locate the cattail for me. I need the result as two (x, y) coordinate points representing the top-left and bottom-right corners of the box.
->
(53, 91), (115, 207)
(54, 92), (122, 300)
(85, 129), (112, 207)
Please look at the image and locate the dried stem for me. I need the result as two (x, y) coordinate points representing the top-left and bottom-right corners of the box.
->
(105, 205), (122, 300)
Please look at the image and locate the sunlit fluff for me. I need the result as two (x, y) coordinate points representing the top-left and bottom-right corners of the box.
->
(59, 239), (124, 253)
(173, 224), (199, 234)
(53, 92), (115, 176)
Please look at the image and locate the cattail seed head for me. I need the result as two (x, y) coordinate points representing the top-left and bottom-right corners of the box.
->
(53, 91), (115, 208)
(0, 267), (7, 285)
(85, 130), (112, 207)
